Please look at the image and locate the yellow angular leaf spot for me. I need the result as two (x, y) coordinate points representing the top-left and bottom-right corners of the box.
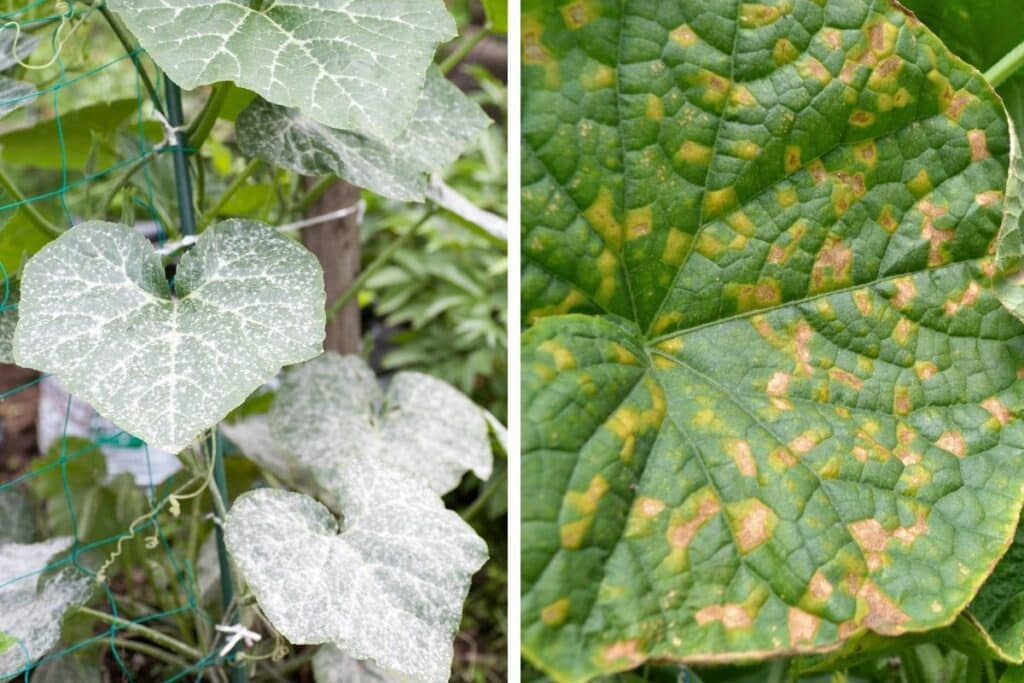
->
(855, 141), (878, 168)
(581, 62), (616, 90)
(566, 474), (609, 515)
(849, 110), (875, 127)
(739, 1), (791, 28)
(541, 598), (571, 626)
(944, 281), (981, 316)
(645, 94), (664, 120)
(777, 186), (798, 208)
(810, 236), (853, 292)
(726, 211), (756, 237)
(676, 140), (713, 165)
(907, 169), (932, 198)
(584, 186), (622, 248)
(560, 0), (597, 29)
(652, 355), (675, 370)
(560, 518), (589, 549)
(859, 582), (910, 635)
(626, 205), (653, 240)
(852, 290), (872, 316)
(982, 397), (1012, 426)
(728, 498), (776, 553)
(527, 289), (585, 322)
(703, 187), (738, 220)
(662, 228), (692, 266)
(807, 159), (828, 185)
(968, 129), (990, 161)
(766, 371), (790, 398)
(537, 339), (577, 371)
(669, 23), (698, 47)
(651, 311), (683, 336)
(798, 56), (831, 85)
(808, 570), (833, 600)
(694, 69), (732, 107)
(635, 496), (666, 518)
(915, 361), (938, 380)
(891, 277), (917, 309)
(611, 343), (637, 365)
(789, 607), (820, 644)
(667, 489), (720, 551)
(878, 205), (899, 233)
(656, 337), (683, 355)
(892, 317), (915, 345)
(936, 431), (966, 457)
(773, 38), (798, 65)
(730, 86), (757, 108)
(784, 145), (802, 173)
(730, 140), (761, 160)
(829, 368), (863, 390)
(523, 21), (560, 88)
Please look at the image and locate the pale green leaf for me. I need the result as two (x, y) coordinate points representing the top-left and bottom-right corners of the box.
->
(237, 69), (491, 201)
(13, 220), (325, 453)
(270, 353), (492, 495)
(0, 538), (92, 677)
(224, 485), (486, 683)
(480, 0), (508, 33)
(108, 0), (457, 140)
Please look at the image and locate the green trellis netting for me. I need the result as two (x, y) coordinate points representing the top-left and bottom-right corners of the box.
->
(0, 1), (257, 680)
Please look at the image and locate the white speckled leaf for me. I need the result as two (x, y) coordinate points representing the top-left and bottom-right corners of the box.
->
(0, 282), (15, 364)
(13, 220), (325, 453)
(271, 353), (492, 496)
(237, 68), (491, 202)
(224, 485), (486, 683)
(314, 645), (398, 683)
(221, 413), (313, 489)
(0, 29), (38, 118)
(0, 538), (92, 677)
(107, 0), (456, 140)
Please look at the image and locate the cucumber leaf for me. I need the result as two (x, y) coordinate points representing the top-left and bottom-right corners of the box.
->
(522, 0), (1024, 679)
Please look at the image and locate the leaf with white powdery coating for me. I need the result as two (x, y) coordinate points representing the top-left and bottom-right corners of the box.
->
(313, 643), (403, 682)
(522, 0), (1024, 679)
(225, 484), (486, 683)
(107, 0), (456, 140)
(13, 220), (325, 453)
(0, 538), (92, 677)
(270, 353), (492, 496)
(237, 69), (491, 202)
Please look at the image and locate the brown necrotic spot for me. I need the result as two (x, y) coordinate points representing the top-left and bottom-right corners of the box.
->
(788, 607), (820, 644)
(982, 397), (1012, 426)
(670, 23), (698, 47)
(726, 439), (757, 477)
(730, 499), (776, 553)
(601, 639), (646, 666)
(694, 604), (752, 629)
(968, 129), (990, 161)
(859, 582), (910, 635)
(667, 490), (720, 550)
(541, 598), (571, 626)
(936, 431), (966, 457)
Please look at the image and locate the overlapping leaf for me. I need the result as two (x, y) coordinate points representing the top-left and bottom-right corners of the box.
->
(0, 538), (92, 677)
(225, 352), (491, 683)
(522, 0), (1024, 679)
(0, 28), (38, 118)
(13, 220), (325, 453)
(313, 645), (396, 683)
(237, 68), (491, 202)
(108, 0), (456, 140)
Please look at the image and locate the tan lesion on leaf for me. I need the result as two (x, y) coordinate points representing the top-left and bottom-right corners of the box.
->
(807, 160), (828, 185)
(936, 430), (966, 457)
(669, 23), (698, 48)
(982, 397), (1013, 426)
(676, 139), (713, 166)
(797, 57), (831, 85)
(821, 28), (842, 49)
(893, 386), (912, 416)
(944, 281), (980, 316)
(728, 498), (776, 553)
(793, 320), (814, 376)
(859, 581), (910, 635)
(892, 317), (915, 345)
(788, 430), (821, 456)
(694, 69), (732, 108)
(852, 290), (873, 315)
(829, 368), (863, 390)
(810, 235), (854, 292)
(976, 190), (1002, 207)
(849, 110), (875, 127)
(635, 496), (666, 518)
(914, 361), (938, 380)
(694, 603), (753, 629)
(726, 439), (757, 477)
(600, 639), (646, 667)
(917, 199), (953, 267)
(666, 488), (720, 551)
(891, 277), (917, 309)
(559, 0), (597, 29)
(730, 86), (757, 108)
(877, 205), (899, 232)
(540, 598), (571, 626)
(739, 1), (792, 28)
(523, 19), (560, 88)
(968, 130), (990, 161)
(788, 607), (821, 644)
(894, 423), (921, 466)
(808, 570), (834, 601)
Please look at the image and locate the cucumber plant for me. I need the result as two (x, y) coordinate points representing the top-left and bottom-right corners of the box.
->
(0, 0), (506, 681)
(521, 0), (1024, 680)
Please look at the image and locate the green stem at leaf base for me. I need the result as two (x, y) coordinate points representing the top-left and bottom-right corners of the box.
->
(986, 39), (1024, 89)
(187, 83), (231, 151)
(326, 208), (435, 321)
(440, 24), (491, 75)
(197, 158), (262, 230)
(296, 174), (338, 213)
(73, 606), (203, 660)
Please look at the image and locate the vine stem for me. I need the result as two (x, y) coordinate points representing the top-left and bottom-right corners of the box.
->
(186, 83), (231, 151)
(439, 24), (491, 75)
(326, 208), (435, 321)
(0, 168), (63, 236)
(985, 39), (1024, 88)
(197, 158), (262, 230)
(74, 607), (203, 660)
(113, 637), (193, 670)
(94, 3), (164, 115)
(295, 174), (337, 213)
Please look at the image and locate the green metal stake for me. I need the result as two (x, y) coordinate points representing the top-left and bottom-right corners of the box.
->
(164, 78), (247, 683)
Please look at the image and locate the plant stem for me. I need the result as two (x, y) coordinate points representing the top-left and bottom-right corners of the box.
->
(461, 468), (506, 522)
(187, 83), (231, 151)
(75, 606), (203, 660)
(295, 174), (337, 213)
(100, 149), (157, 215)
(165, 80), (197, 235)
(113, 637), (192, 670)
(96, 4), (164, 115)
(198, 159), (262, 230)
(440, 25), (491, 75)
(0, 167), (63, 236)
(326, 209), (435, 321)
(986, 39), (1024, 88)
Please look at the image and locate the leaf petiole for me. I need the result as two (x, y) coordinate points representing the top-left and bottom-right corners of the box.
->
(985, 39), (1024, 88)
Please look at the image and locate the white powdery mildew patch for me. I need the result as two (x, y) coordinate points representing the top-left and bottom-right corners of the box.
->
(313, 644), (397, 682)
(107, 0), (456, 140)
(13, 220), (325, 453)
(225, 485), (487, 683)
(0, 538), (92, 676)
(271, 353), (493, 496)
(237, 67), (491, 202)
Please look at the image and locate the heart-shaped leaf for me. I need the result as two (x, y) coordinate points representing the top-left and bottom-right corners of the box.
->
(225, 484), (486, 683)
(108, 0), (456, 140)
(237, 68), (491, 202)
(13, 220), (325, 453)
(522, 0), (1024, 679)
(271, 353), (492, 495)
(0, 538), (92, 677)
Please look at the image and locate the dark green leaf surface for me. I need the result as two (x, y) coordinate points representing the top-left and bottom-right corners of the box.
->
(521, 0), (1024, 679)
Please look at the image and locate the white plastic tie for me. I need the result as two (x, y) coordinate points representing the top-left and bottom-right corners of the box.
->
(215, 623), (262, 658)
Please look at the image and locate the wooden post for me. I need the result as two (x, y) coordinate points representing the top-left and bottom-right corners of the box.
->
(303, 179), (362, 353)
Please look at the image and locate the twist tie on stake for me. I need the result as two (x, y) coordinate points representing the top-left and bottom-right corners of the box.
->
(216, 624), (262, 658)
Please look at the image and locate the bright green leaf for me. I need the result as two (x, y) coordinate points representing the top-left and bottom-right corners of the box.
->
(522, 0), (1024, 679)
(0, 210), (53, 278)
(481, 0), (508, 33)
(13, 220), (325, 453)
(109, 0), (457, 140)
(0, 538), (92, 677)
(224, 485), (486, 683)
(237, 69), (491, 201)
